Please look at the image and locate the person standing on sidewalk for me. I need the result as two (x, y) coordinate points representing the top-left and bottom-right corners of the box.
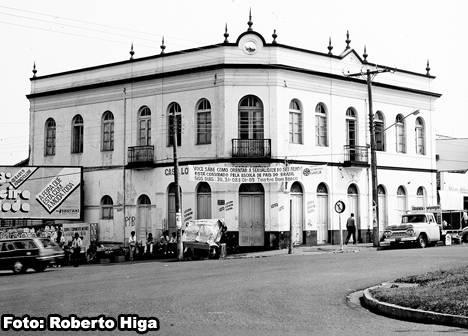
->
(345, 213), (357, 245)
(129, 231), (137, 261)
(71, 232), (82, 267)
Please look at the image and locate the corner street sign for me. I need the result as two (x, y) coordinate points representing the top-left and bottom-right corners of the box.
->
(334, 200), (345, 214)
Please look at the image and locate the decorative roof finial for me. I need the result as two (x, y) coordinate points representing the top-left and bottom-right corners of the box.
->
(247, 8), (253, 31)
(129, 43), (135, 60)
(160, 36), (166, 54)
(345, 30), (351, 50)
(426, 59), (431, 76)
(224, 23), (229, 43)
(363, 45), (368, 62)
(32, 62), (37, 78)
(328, 37), (333, 55)
(272, 29), (278, 44)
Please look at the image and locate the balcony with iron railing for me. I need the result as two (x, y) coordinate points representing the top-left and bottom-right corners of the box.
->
(343, 145), (369, 166)
(232, 139), (271, 158)
(127, 145), (154, 168)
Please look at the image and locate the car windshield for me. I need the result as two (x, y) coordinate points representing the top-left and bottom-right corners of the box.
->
(40, 238), (58, 248)
(402, 215), (427, 224)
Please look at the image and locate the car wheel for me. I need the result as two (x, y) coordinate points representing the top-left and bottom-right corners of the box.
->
(417, 234), (427, 248)
(12, 260), (25, 274)
(33, 262), (47, 272)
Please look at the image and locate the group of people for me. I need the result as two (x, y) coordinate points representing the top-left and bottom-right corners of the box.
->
(128, 230), (177, 261)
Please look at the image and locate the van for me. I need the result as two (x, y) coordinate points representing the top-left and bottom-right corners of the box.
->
(0, 238), (64, 274)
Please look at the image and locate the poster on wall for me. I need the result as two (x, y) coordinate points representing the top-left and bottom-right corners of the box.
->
(0, 166), (82, 219)
(188, 164), (327, 184)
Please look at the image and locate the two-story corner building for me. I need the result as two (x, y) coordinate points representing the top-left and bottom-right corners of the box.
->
(26, 18), (441, 250)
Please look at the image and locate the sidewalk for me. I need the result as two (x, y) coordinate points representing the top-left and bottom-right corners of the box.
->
(226, 243), (376, 259)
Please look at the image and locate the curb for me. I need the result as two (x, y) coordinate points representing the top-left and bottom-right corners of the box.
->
(362, 285), (468, 328)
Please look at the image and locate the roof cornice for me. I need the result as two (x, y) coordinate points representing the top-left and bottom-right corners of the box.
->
(27, 63), (441, 99)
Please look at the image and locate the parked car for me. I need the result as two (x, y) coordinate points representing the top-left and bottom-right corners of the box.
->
(460, 227), (468, 243)
(86, 241), (127, 263)
(381, 212), (441, 248)
(0, 238), (64, 274)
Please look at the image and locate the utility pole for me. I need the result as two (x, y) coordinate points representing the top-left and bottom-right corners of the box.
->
(122, 88), (127, 245)
(346, 66), (392, 247)
(171, 110), (183, 260)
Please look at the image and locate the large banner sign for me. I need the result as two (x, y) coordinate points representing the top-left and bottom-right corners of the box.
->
(188, 164), (326, 184)
(0, 166), (82, 219)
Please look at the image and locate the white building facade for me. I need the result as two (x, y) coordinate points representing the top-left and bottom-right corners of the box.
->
(27, 22), (440, 249)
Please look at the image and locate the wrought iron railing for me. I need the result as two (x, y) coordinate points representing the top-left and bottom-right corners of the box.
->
(344, 145), (368, 164)
(232, 139), (271, 158)
(128, 145), (154, 164)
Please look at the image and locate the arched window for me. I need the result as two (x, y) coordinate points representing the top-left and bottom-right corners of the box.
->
(415, 117), (425, 155)
(168, 102), (182, 146)
(45, 118), (56, 156)
(71, 115), (83, 153)
(315, 103), (328, 146)
(138, 194), (151, 205)
(138, 106), (151, 146)
(196, 182), (211, 219)
(101, 195), (113, 219)
(346, 107), (358, 147)
(289, 99), (303, 144)
(290, 181), (303, 193)
(374, 111), (385, 151)
(397, 186), (407, 215)
(238, 95), (264, 140)
(395, 114), (406, 153)
(196, 99), (211, 145)
(102, 111), (114, 151)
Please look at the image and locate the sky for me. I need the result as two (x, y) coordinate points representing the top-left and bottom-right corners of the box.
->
(0, 0), (467, 164)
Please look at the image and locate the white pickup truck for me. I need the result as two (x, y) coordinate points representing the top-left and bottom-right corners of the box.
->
(381, 212), (440, 248)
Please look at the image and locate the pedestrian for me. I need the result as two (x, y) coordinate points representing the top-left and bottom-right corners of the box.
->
(345, 213), (357, 245)
(71, 232), (82, 267)
(144, 233), (154, 257)
(129, 231), (137, 261)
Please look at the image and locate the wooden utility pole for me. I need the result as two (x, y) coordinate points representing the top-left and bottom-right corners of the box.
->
(346, 67), (392, 247)
(289, 199), (293, 254)
(171, 110), (183, 260)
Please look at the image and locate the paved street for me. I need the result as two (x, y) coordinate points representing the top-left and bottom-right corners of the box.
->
(1, 245), (468, 336)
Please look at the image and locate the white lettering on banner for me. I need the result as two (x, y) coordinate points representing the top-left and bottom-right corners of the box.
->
(10, 167), (38, 188)
(36, 168), (81, 214)
(188, 164), (326, 183)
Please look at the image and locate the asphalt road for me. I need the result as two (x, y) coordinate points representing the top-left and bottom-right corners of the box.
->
(1, 245), (468, 336)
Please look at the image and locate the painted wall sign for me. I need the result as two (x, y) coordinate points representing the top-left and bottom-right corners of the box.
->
(0, 166), (82, 219)
(188, 164), (326, 184)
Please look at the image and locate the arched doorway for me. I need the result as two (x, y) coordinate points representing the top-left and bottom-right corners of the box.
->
(316, 183), (329, 244)
(416, 186), (427, 208)
(196, 182), (211, 219)
(397, 186), (408, 217)
(290, 182), (304, 245)
(347, 184), (360, 241)
(239, 183), (264, 247)
(168, 183), (182, 234)
(377, 185), (387, 228)
(137, 194), (151, 242)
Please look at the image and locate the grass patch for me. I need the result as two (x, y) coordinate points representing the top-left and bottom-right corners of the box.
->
(370, 265), (468, 316)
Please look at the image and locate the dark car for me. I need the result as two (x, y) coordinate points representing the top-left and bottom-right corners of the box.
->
(86, 241), (127, 263)
(0, 238), (64, 274)
(460, 227), (468, 243)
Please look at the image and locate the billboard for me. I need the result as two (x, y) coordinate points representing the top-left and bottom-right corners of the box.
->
(0, 166), (82, 219)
